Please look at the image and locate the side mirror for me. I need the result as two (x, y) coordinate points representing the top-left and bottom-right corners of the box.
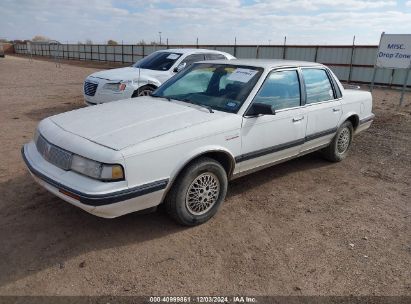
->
(173, 62), (187, 73)
(246, 103), (275, 116)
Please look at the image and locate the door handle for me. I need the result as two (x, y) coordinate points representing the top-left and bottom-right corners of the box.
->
(333, 108), (341, 112)
(292, 116), (304, 122)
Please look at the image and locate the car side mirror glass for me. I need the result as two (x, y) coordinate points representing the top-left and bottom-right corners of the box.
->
(174, 62), (187, 73)
(246, 103), (275, 116)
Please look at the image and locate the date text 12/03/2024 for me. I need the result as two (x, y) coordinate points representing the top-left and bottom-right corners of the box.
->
(149, 296), (257, 303)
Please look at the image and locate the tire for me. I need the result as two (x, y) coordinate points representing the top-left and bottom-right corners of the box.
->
(131, 85), (155, 97)
(321, 121), (353, 162)
(165, 157), (228, 226)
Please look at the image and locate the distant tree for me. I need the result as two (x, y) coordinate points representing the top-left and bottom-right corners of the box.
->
(107, 39), (118, 45)
(32, 35), (50, 42)
(85, 39), (93, 45)
(137, 39), (146, 45)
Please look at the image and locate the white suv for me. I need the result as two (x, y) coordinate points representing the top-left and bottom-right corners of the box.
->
(83, 48), (235, 105)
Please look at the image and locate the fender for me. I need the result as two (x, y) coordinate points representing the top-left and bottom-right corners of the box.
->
(338, 111), (359, 129)
(131, 75), (161, 89)
(161, 145), (236, 200)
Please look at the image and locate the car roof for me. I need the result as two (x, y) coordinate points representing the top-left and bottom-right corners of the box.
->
(195, 59), (325, 69)
(157, 48), (231, 55)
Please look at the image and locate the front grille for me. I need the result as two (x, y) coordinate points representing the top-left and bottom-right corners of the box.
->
(84, 81), (98, 96)
(36, 134), (72, 170)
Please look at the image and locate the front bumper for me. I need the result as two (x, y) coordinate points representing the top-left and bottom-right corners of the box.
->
(21, 144), (168, 218)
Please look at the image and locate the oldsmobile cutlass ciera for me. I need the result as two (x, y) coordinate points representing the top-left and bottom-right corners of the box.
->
(22, 59), (374, 226)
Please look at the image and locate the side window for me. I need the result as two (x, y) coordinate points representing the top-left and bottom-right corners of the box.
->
(205, 53), (227, 60)
(180, 54), (206, 67)
(253, 70), (301, 110)
(302, 69), (335, 104)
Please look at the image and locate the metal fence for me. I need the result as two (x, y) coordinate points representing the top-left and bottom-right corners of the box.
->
(13, 43), (411, 87)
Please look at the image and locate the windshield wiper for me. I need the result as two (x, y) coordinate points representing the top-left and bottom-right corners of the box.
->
(181, 98), (214, 113)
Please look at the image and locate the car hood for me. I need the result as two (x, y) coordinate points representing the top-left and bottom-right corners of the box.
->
(89, 67), (166, 82)
(49, 97), (228, 151)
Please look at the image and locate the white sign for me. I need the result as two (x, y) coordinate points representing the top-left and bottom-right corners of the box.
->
(227, 68), (258, 83)
(376, 34), (411, 69)
(166, 53), (180, 60)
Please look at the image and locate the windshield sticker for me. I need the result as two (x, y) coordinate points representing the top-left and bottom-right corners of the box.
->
(227, 68), (258, 83)
(167, 53), (180, 60)
(226, 102), (237, 108)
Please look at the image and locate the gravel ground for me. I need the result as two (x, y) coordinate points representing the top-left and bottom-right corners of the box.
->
(0, 55), (410, 296)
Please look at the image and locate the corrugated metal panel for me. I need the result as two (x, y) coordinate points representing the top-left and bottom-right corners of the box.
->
(133, 55), (143, 62)
(114, 45), (122, 54)
(257, 46), (283, 59)
(123, 55), (133, 63)
(317, 47), (351, 64)
(214, 46), (235, 55)
(392, 69), (411, 86)
(133, 46), (143, 55)
(106, 45), (114, 54)
(352, 47), (377, 65)
(328, 66), (350, 81)
(123, 45), (132, 54)
(11, 43), (410, 87)
(285, 47), (316, 61)
(235, 46), (257, 59)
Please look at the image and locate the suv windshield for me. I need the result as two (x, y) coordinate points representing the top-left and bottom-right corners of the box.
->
(152, 63), (263, 113)
(133, 52), (182, 71)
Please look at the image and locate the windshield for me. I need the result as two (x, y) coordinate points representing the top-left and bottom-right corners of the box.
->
(152, 63), (263, 113)
(133, 52), (182, 71)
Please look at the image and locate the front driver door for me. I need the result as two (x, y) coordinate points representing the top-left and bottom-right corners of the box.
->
(238, 69), (307, 173)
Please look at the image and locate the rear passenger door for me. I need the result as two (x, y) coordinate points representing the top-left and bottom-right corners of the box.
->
(300, 68), (342, 153)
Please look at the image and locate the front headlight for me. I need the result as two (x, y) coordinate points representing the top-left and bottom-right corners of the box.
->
(70, 154), (124, 181)
(103, 82), (127, 92)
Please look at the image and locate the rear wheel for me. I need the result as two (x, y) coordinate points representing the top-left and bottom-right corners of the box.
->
(165, 157), (228, 226)
(132, 85), (155, 97)
(321, 121), (353, 162)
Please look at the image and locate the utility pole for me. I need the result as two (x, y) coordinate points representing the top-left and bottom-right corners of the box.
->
(159, 32), (162, 45)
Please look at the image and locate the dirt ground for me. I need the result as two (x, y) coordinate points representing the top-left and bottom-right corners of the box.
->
(0, 55), (410, 296)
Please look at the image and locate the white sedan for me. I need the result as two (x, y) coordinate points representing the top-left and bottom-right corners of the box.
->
(22, 59), (374, 225)
(83, 48), (235, 105)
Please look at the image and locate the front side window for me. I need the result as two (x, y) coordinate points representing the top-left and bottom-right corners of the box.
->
(180, 54), (206, 67)
(133, 52), (182, 71)
(302, 69), (335, 104)
(152, 63), (263, 113)
(253, 70), (301, 110)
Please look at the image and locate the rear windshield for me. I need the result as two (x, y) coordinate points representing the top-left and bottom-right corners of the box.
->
(133, 52), (182, 71)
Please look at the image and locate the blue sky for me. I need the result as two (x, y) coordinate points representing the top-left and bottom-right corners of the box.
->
(1, 0), (411, 45)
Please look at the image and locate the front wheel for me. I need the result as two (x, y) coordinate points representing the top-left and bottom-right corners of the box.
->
(321, 121), (353, 162)
(131, 85), (155, 97)
(165, 157), (228, 226)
